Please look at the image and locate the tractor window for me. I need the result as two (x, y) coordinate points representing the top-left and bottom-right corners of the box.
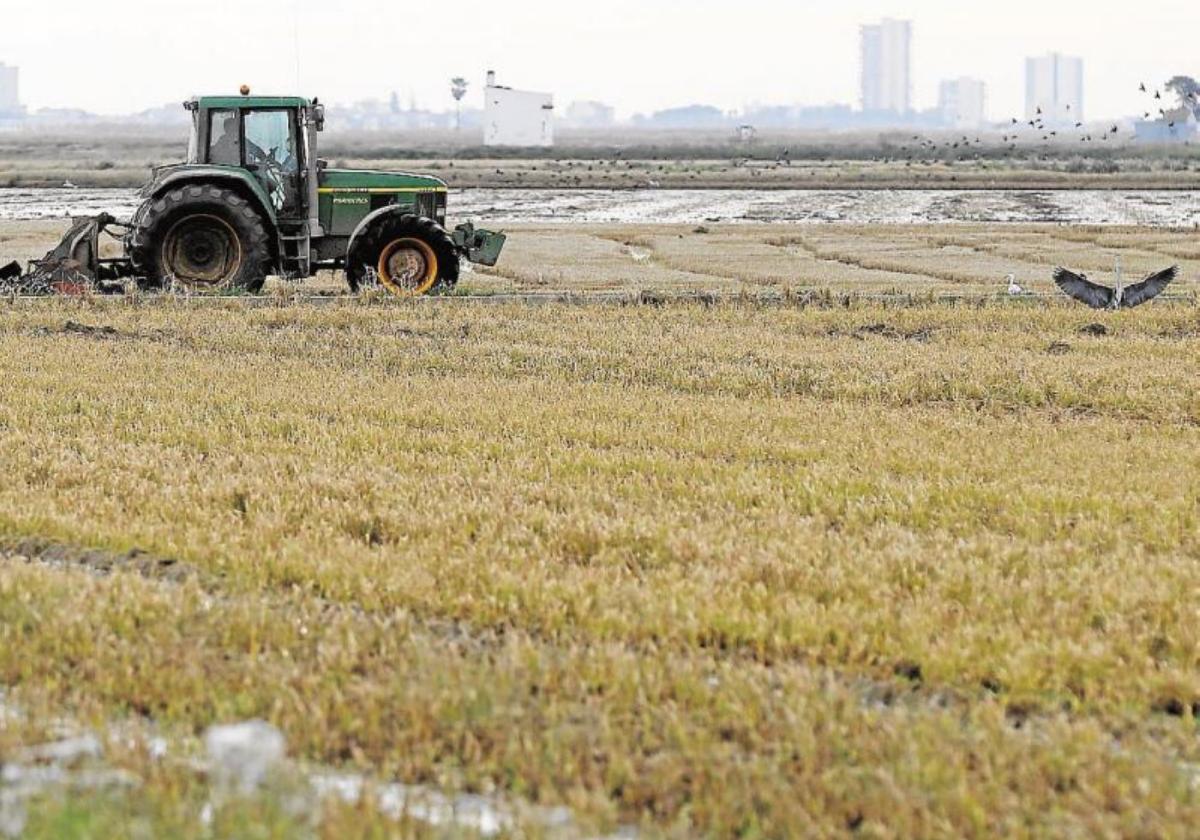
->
(243, 109), (301, 214)
(243, 110), (296, 172)
(207, 109), (240, 166)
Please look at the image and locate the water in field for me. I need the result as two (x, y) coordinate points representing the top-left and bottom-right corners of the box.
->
(2, 187), (1199, 227)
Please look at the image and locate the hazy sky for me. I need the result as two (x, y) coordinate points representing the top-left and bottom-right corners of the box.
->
(1, 0), (1194, 121)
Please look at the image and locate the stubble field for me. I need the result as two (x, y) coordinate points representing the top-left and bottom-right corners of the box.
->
(1, 220), (1199, 837)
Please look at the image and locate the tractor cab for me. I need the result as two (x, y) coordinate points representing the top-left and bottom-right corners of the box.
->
(185, 95), (321, 221)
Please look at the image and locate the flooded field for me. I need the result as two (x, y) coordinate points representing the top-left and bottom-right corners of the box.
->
(3, 186), (1200, 227)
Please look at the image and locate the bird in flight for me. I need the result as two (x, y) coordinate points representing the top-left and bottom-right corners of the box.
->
(1053, 261), (1178, 309)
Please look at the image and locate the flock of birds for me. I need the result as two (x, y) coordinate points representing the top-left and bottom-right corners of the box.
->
(849, 81), (1199, 169)
(484, 83), (1196, 185)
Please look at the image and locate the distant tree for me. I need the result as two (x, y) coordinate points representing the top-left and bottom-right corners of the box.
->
(450, 77), (469, 131)
(1165, 76), (1200, 118)
(389, 91), (400, 115)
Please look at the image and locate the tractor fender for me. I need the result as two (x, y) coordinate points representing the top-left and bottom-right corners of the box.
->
(140, 166), (278, 233)
(345, 205), (427, 260)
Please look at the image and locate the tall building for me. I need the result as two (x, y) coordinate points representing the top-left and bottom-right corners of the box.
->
(483, 71), (554, 148)
(860, 19), (912, 114)
(939, 78), (987, 128)
(1025, 54), (1083, 124)
(0, 63), (19, 115)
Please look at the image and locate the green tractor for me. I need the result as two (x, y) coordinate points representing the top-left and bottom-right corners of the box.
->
(15, 91), (505, 296)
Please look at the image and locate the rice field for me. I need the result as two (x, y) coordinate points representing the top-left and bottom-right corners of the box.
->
(2, 130), (1200, 191)
(2, 221), (1200, 836)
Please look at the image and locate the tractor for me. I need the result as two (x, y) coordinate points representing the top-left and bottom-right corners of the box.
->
(11, 90), (505, 296)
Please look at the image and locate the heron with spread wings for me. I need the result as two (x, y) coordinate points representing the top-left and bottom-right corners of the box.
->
(1053, 259), (1179, 309)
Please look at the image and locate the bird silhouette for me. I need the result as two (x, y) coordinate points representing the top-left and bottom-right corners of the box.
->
(1054, 262), (1178, 309)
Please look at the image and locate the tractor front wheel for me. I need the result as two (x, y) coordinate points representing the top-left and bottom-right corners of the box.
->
(129, 185), (271, 293)
(347, 214), (459, 296)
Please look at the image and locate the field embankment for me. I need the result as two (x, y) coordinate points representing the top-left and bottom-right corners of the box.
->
(2, 128), (1199, 190)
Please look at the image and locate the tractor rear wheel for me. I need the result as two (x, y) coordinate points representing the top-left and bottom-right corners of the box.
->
(129, 185), (271, 292)
(346, 214), (459, 296)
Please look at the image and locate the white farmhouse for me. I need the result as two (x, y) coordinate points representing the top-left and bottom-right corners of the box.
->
(484, 71), (554, 148)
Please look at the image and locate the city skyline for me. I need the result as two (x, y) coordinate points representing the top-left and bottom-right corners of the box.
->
(0, 0), (1192, 122)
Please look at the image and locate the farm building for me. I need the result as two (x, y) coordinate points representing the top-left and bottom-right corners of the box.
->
(1135, 107), (1198, 144)
(484, 71), (554, 148)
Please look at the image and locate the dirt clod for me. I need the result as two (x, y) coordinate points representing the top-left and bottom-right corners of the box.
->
(62, 321), (119, 339)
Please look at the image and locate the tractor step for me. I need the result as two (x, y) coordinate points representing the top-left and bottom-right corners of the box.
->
(277, 222), (312, 279)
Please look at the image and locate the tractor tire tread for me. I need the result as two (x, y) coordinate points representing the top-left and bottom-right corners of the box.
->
(129, 185), (271, 292)
(346, 212), (459, 293)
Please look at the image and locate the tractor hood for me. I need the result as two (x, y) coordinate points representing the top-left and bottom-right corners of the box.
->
(318, 169), (448, 193)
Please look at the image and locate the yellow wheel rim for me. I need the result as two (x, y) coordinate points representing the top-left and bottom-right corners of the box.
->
(376, 237), (438, 296)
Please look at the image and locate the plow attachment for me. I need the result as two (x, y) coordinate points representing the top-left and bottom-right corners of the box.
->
(1, 214), (133, 295)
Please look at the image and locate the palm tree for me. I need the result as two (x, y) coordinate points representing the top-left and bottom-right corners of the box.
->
(450, 77), (469, 131)
(1166, 76), (1200, 119)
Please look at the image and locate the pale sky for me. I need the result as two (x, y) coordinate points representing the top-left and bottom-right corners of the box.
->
(1, 0), (1194, 121)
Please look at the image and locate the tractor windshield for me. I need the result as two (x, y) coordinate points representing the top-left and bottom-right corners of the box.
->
(244, 110), (296, 171)
(243, 109), (300, 214)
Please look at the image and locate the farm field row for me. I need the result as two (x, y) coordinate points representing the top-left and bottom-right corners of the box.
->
(4, 220), (1200, 299)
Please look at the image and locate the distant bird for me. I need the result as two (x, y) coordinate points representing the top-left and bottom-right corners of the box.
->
(1037, 106), (1043, 115)
(1140, 82), (1148, 92)
(1155, 90), (1162, 99)
(1006, 274), (1025, 295)
(1053, 260), (1178, 309)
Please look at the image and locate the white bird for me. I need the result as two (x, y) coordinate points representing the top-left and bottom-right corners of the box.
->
(1053, 257), (1178, 310)
(1006, 274), (1024, 295)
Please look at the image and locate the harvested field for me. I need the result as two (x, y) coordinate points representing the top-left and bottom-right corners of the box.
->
(4, 219), (1200, 300)
(2, 222), (1200, 835)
